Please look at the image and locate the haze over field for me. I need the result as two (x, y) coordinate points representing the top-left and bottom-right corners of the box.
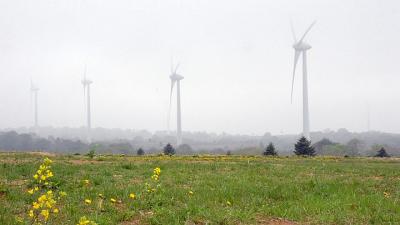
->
(0, 0), (400, 136)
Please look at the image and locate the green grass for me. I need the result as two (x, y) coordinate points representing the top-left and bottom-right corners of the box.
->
(0, 152), (399, 224)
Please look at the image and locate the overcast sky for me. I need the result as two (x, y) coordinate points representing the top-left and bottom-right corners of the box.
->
(0, 0), (399, 135)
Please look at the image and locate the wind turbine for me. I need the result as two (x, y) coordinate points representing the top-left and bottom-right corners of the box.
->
(169, 62), (184, 146)
(81, 64), (93, 142)
(30, 79), (39, 131)
(291, 21), (316, 140)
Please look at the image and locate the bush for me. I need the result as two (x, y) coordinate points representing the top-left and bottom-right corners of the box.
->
(137, 148), (145, 156)
(375, 147), (390, 157)
(263, 142), (277, 156)
(294, 136), (315, 156)
(86, 145), (97, 159)
(163, 143), (176, 156)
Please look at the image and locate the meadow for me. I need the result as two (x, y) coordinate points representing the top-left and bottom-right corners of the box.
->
(0, 152), (399, 225)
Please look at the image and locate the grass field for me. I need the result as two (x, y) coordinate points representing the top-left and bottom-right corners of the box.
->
(0, 152), (399, 225)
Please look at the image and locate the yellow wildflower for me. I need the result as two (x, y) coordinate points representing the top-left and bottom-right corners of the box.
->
(33, 174), (39, 180)
(83, 179), (90, 185)
(43, 157), (53, 165)
(153, 167), (161, 176)
(77, 216), (91, 225)
(40, 209), (49, 221)
(85, 199), (92, 205)
(384, 192), (390, 198)
(34, 186), (39, 191)
(33, 202), (40, 209)
(59, 191), (67, 197)
(129, 193), (135, 199)
(28, 210), (34, 218)
(38, 194), (47, 203)
(28, 189), (34, 195)
(110, 198), (117, 203)
(53, 208), (59, 213)
(188, 190), (194, 195)
(226, 201), (232, 206)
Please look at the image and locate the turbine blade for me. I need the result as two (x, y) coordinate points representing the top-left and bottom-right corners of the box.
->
(169, 80), (176, 106)
(171, 57), (174, 74)
(299, 21), (316, 43)
(174, 63), (180, 74)
(290, 20), (297, 42)
(84, 64), (87, 80)
(291, 50), (301, 103)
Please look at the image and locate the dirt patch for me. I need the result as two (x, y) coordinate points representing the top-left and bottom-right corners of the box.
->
(67, 159), (109, 165)
(257, 218), (298, 225)
(119, 211), (152, 225)
(369, 176), (384, 180)
(9, 179), (26, 186)
(28, 152), (57, 157)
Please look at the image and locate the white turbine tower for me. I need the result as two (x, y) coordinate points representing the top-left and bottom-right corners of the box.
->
(30, 79), (39, 131)
(81, 64), (93, 143)
(169, 63), (184, 146)
(291, 21), (316, 140)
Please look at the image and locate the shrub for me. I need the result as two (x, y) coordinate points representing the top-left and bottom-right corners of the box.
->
(137, 148), (145, 156)
(375, 147), (390, 157)
(86, 145), (97, 159)
(294, 136), (315, 156)
(163, 143), (175, 156)
(263, 142), (277, 156)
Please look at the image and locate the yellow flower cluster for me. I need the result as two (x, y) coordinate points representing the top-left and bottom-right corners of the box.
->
(28, 190), (59, 222)
(32, 157), (54, 185)
(77, 216), (97, 225)
(146, 167), (162, 193)
(151, 167), (161, 181)
(27, 157), (66, 224)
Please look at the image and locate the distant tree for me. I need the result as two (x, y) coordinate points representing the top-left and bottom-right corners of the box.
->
(375, 147), (390, 157)
(263, 142), (277, 156)
(226, 150), (232, 156)
(86, 145), (97, 159)
(313, 138), (335, 154)
(294, 136), (315, 156)
(345, 138), (365, 156)
(137, 148), (145, 156)
(163, 143), (175, 156)
(177, 144), (193, 154)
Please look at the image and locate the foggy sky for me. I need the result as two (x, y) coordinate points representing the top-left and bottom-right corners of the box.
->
(0, 0), (399, 135)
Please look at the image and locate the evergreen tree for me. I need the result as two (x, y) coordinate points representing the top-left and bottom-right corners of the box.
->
(375, 147), (389, 157)
(226, 150), (232, 156)
(263, 142), (277, 156)
(163, 143), (176, 156)
(137, 148), (145, 156)
(294, 136), (315, 156)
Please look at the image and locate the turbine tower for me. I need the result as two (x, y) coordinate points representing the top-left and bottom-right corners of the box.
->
(30, 80), (39, 130)
(169, 63), (184, 146)
(291, 21), (316, 140)
(81, 64), (93, 143)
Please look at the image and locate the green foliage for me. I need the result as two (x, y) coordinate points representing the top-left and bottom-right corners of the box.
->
(263, 142), (277, 156)
(137, 148), (145, 156)
(1, 153), (400, 224)
(86, 145), (97, 159)
(375, 147), (390, 157)
(294, 136), (315, 156)
(163, 143), (176, 156)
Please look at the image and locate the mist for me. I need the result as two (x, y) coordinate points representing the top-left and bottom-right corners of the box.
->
(0, 0), (400, 136)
